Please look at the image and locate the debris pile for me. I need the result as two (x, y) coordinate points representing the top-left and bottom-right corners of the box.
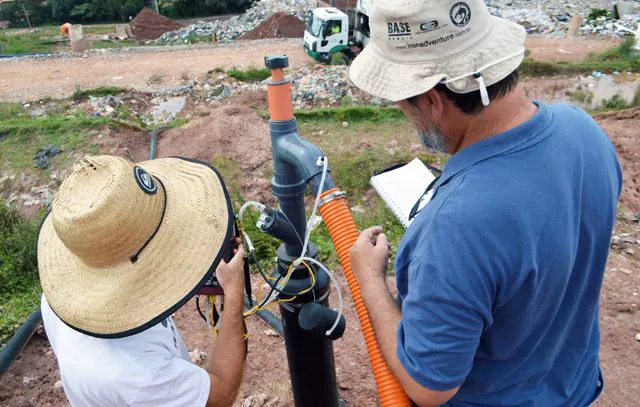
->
(154, 0), (316, 45)
(89, 96), (122, 117)
(241, 12), (306, 40)
(35, 145), (61, 170)
(486, 0), (640, 38)
(193, 65), (382, 108)
(130, 8), (182, 41)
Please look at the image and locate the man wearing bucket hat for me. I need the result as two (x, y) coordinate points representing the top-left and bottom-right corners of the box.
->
(349, 0), (622, 406)
(38, 155), (247, 406)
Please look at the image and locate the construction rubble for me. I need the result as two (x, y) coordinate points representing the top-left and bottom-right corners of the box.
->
(154, 0), (318, 45)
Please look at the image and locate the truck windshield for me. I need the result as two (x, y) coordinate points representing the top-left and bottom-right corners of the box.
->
(307, 15), (324, 37)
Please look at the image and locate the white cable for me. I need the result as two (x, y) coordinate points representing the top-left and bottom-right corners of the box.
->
(297, 256), (343, 337)
(294, 155), (328, 267)
(238, 201), (266, 222)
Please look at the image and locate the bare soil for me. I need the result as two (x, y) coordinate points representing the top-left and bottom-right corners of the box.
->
(242, 13), (306, 40)
(0, 37), (616, 103)
(0, 39), (311, 102)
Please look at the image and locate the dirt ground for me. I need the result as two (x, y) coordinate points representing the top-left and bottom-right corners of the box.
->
(0, 39), (311, 102)
(0, 37), (617, 103)
(1, 38), (639, 406)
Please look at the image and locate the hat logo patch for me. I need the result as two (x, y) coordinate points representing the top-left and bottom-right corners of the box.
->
(387, 22), (412, 41)
(134, 166), (157, 195)
(450, 2), (471, 27)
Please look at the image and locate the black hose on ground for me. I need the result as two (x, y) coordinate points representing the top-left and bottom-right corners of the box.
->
(0, 310), (42, 377)
(149, 126), (171, 160)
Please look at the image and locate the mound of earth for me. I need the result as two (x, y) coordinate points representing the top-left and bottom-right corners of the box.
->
(130, 8), (182, 41)
(241, 12), (305, 40)
(156, 104), (273, 202)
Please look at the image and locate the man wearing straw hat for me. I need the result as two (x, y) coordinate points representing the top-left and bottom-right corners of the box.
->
(38, 155), (247, 406)
(349, 0), (621, 406)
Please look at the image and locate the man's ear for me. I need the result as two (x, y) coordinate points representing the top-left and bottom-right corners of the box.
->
(423, 89), (445, 122)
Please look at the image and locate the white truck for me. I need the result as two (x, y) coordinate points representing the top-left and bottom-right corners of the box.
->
(303, 0), (371, 63)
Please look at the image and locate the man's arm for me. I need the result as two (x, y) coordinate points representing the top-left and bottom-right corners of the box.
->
(351, 227), (459, 407)
(205, 241), (246, 407)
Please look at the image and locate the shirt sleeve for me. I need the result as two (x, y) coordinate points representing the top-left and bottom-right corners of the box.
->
(397, 215), (498, 391)
(132, 356), (211, 407)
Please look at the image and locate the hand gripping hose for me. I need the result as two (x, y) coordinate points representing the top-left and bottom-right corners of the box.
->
(319, 188), (411, 406)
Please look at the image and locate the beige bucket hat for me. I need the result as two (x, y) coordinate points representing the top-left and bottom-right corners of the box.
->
(350, 0), (526, 103)
(37, 156), (233, 338)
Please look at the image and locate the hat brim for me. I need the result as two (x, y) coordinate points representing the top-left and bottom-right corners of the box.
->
(38, 157), (233, 338)
(349, 17), (526, 102)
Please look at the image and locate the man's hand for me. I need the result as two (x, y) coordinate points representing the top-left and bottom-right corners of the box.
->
(216, 237), (245, 297)
(350, 226), (392, 287)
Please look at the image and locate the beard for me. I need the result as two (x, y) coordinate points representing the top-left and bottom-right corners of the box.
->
(417, 125), (447, 153)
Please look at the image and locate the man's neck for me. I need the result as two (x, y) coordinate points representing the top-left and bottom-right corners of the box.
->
(451, 86), (538, 154)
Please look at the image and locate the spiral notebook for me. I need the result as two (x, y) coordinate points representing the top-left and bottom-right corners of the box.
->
(370, 158), (437, 228)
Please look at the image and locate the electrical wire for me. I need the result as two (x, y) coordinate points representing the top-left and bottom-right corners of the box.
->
(295, 156), (329, 266)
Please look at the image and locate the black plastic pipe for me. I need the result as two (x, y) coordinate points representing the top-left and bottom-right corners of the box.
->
(243, 297), (283, 336)
(0, 309), (42, 377)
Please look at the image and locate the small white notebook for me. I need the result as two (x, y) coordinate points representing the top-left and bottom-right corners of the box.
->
(370, 158), (437, 228)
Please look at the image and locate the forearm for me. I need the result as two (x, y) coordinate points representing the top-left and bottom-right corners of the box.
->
(206, 292), (245, 405)
(360, 276), (403, 371)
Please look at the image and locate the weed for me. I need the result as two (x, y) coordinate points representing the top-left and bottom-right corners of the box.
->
(330, 52), (347, 66)
(227, 66), (271, 83)
(339, 95), (353, 107)
(571, 89), (594, 105)
(587, 8), (614, 21)
(0, 200), (40, 347)
(147, 72), (165, 85)
(72, 86), (126, 100)
(601, 94), (630, 110)
(294, 106), (404, 122)
(212, 67), (225, 73)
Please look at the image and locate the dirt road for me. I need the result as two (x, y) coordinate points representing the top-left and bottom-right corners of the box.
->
(0, 37), (619, 102)
(0, 39), (311, 102)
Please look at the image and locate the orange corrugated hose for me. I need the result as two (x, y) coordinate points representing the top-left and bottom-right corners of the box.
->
(319, 189), (412, 407)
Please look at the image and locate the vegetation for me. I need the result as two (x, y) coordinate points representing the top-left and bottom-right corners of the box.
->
(586, 8), (615, 21)
(571, 89), (594, 105)
(1, 0), (254, 27)
(0, 200), (41, 347)
(227, 66), (272, 83)
(293, 106), (404, 122)
(520, 38), (640, 77)
(71, 86), (127, 100)
(330, 52), (347, 66)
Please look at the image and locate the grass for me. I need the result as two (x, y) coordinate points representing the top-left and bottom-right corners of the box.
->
(0, 200), (40, 347)
(293, 106), (405, 123)
(71, 86), (127, 100)
(520, 38), (640, 77)
(227, 66), (272, 83)
(571, 89), (594, 105)
(1, 24), (138, 55)
(0, 101), (120, 169)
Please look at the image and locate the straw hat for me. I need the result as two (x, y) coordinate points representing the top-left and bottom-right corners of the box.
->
(349, 0), (526, 103)
(38, 156), (233, 338)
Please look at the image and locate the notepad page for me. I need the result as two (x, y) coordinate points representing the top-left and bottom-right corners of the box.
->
(370, 158), (436, 228)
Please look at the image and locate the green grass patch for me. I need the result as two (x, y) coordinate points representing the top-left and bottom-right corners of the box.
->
(571, 89), (594, 105)
(0, 113), (112, 168)
(0, 200), (40, 347)
(72, 86), (127, 100)
(227, 66), (271, 83)
(0, 30), (63, 54)
(520, 38), (640, 77)
(294, 106), (404, 123)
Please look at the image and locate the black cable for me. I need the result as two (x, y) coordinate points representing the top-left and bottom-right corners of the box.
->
(195, 296), (206, 322)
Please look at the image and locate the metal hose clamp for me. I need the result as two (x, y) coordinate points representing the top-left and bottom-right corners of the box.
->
(318, 190), (346, 207)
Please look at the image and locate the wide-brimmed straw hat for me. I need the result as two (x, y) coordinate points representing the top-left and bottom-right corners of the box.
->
(350, 0), (526, 103)
(38, 156), (233, 338)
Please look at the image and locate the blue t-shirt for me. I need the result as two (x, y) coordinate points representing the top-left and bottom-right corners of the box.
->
(395, 102), (622, 406)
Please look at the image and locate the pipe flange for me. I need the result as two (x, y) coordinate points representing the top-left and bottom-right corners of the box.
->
(318, 190), (346, 207)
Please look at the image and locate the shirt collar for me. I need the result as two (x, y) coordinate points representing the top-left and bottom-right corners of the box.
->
(434, 101), (553, 190)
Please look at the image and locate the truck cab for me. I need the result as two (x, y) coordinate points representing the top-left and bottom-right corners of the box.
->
(304, 7), (349, 63)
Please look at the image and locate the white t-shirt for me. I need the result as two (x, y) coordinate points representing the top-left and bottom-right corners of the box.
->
(41, 295), (210, 407)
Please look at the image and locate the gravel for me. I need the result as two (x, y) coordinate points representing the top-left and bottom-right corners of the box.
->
(154, 0), (318, 45)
